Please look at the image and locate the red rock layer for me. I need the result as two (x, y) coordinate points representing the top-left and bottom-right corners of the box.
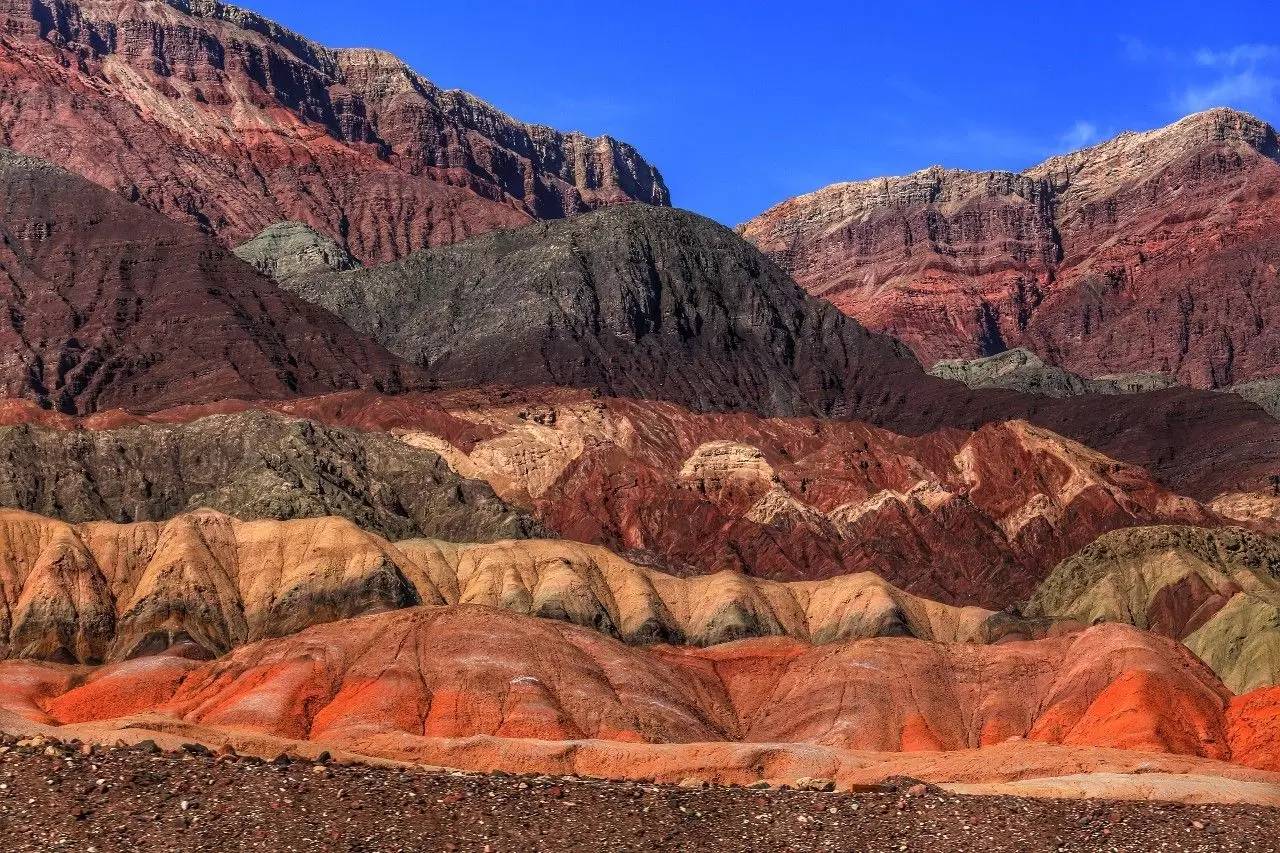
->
(1227, 689), (1280, 772)
(742, 109), (1280, 387)
(0, 607), (1259, 767)
(0, 0), (668, 263)
(422, 395), (1214, 606)
(0, 388), (1224, 607)
(0, 148), (420, 414)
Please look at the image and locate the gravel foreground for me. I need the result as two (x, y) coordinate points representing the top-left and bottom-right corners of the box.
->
(0, 738), (1276, 852)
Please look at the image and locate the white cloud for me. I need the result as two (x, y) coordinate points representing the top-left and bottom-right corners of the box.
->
(1194, 44), (1280, 68)
(1125, 39), (1280, 115)
(1178, 69), (1280, 112)
(1059, 120), (1099, 149)
(1120, 36), (1176, 64)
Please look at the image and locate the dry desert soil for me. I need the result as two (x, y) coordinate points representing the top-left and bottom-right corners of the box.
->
(0, 739), (1275, 852)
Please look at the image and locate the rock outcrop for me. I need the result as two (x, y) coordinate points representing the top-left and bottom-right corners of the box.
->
(1229, 379), (1280, 420)
(233, 222), (360, 283)
(931, 349), (1178, 398)
(0, 147), (420, 414)
(0, 0), (668, 263)
(1028, 526), (1280, 693)
(1209, 492), (1280, 526)
(0, 412), (540, 544)
(1228, 688), (1280, 772)
(742, 109), (1280, 388)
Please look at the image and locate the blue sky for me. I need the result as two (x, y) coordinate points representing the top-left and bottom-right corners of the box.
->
(248, 0), (1280, 226)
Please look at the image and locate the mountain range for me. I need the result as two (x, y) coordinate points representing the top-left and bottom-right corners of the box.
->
(0, 0), (1278, 806)
(742, 109), (1280, 389)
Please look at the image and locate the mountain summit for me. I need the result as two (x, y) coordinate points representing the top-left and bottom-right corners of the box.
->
(741, 108), (1280, 388)
(0, 0), (669, 263)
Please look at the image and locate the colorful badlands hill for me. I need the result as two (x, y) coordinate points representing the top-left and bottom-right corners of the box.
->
(0, 390), (1249, 609)
(1, 604), (1280, 803)
(0, 506), (1272, 803)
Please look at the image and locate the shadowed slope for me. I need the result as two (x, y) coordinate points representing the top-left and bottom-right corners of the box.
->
(0, 148), (420, 414)
(286, 205), (928, 420)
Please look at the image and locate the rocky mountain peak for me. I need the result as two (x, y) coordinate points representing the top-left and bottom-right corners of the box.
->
(0, 0), (669, 262)
(1027, 108), (1279, 194)
(741, 108), (1280, 387)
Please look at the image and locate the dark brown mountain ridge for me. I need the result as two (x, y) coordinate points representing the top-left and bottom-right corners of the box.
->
(273, 205), (1280, 501)
(0, 145), (421, 413)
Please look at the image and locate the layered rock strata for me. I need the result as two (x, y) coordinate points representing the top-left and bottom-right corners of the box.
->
(0, 147), (419, 413)
(743, 109), (1280, 388)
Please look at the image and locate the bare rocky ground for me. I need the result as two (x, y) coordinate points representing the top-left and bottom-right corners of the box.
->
(0, 738), (1275, 852)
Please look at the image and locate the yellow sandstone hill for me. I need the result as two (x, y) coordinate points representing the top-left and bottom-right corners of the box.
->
(0, 509), (1046, 665)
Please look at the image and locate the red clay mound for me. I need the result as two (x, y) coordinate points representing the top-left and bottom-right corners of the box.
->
(0, 606), (1251, 765)
(1228, 689), (1280, 772)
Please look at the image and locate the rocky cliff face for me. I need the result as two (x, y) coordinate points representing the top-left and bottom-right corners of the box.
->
(742, 109), (1280, 388)
(0, 147), (419, 413)
(0, 412), (541, 543)
(0, 0), (668, 263)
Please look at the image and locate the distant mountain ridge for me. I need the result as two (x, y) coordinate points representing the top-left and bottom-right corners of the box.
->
(742, 109), (1280, 388)
(0, 0), (669, 263)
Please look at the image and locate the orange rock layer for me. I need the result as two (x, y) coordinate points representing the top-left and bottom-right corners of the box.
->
(0, 606), (1275, 782)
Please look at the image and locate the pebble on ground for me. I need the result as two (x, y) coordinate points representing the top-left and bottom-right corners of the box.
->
(0, 736), (1274, 852)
